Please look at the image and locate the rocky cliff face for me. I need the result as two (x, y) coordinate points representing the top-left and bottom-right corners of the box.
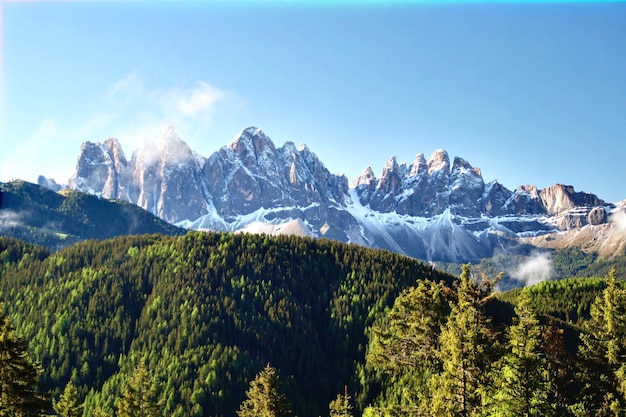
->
(45, 126), (616, 263)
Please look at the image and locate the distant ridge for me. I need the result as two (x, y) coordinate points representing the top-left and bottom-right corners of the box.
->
(38, 126), (624, 262)
(0, 180), (185, 250)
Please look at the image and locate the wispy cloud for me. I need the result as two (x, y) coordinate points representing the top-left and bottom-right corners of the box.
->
(609, 208), (626, 233)
(175, 81), (227, 118)
(0, 210), (23, 231)
(510, 251), (554, 287)
(100, 73), (232, 146)
(3, 74), (234, 184)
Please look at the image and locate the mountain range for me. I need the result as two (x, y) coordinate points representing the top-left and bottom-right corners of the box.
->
(38, 126), (625, 263)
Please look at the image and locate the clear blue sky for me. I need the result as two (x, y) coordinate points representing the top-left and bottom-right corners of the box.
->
(1, 1), (625, 202)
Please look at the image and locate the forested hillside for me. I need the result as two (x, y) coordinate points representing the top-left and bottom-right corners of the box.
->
(0, 180), (185, 250)
(361, 267), (626, 416)
(0, 232), (452, 417)
(3, 232), (626, 417)
(435, 246), (626, 289)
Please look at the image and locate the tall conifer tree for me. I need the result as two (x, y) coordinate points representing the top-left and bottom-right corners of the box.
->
(329, 387), (353, 417)
(0, 307), (49, 417)
(117, 362), (162, 417)
(577, 269), (626, 416)
(430, 264), (498, 417)
(54, 380), (83, 417)
(366, 279), (450, 414)
(237, 364), (290, 417)
(486, 289), (552, 416)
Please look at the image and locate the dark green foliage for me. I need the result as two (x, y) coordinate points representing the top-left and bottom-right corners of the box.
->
(575, 270), (626, 416)
(364, 279), (451, 414)
(8, 218), (626, 416)
(0, 305), (50, 416)
(364, 266), (626, 416)
(430, 264), (499, 417)
(0, 180), (184, 250)
(363, 265), (502, 416)
(552, 248), (598, 278)
(486, 289), (553, 416)
(0, 231), (452, 417)
(436, 247), (626, 290)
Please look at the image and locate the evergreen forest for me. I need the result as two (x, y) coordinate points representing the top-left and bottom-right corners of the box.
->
(2, 232), (626, 416)
(0, 180), (184, 250)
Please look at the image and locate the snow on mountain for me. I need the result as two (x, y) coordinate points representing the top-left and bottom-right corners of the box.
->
(46, 126), (616, 263)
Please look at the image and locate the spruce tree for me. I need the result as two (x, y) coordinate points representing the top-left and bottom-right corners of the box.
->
(368, 279), (450, 375)
(430, 264), (498, 417)
(329, 388), (353, 417)
(237, 364), (291, 417)
(54, 380), (83, 417)
(0, 307), (50, 416)
(577, 269), (626, 416)
(117, 362), (162, 417)
(366, 279), (450, 414)
(486, 289), (552, 416)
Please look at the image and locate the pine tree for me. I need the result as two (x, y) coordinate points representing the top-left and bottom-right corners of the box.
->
(0, 307), (50, 417)
(54, 380), (83, 417)
(577, 269), (626, 416)
(117, 361), (162, 417)
(237, 364), (291, 417)
(368, 279), (450, 375)
(329, 387), (353, 417)
(366, 279), (450, 414)
(430, 264), (498, 417)
(486, 289), (552, 416)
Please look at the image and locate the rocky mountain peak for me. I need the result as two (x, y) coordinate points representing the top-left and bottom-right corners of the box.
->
(103, 138), (126, 162)
(351, 167), (377, 206)
(160, 126), (195, 166)
(427, 149), (450, 175)
(451, 156), (481, 179)
(68, 140), (125, 198)
(55, 126), (616, 264)
(380, 156), (400, 177)
(352, 166), (376, 188)
(229, 127), (276, 158)
(539, 184), (605, 215)
(409, 153), (427, 177)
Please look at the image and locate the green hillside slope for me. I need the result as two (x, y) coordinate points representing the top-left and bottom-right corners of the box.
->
(0, 232), (453, 417)
(0, 180), (184, 250)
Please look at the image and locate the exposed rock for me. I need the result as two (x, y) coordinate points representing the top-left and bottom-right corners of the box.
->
(37, 175), (64, 192)
(588, 206), (607, 225)
(351, 166), (377, 205)
(540, 184), (605, 216)
(479, 181), (513, 216)
(53, 126), (616, 263)
(68, 139), (126, 199)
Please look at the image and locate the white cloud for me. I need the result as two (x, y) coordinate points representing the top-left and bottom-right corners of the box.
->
(0, 210), (23, 231)
(99, 75), (232, 149)
(108, 72), (144, 98)
(510, 252), (554, 287)
(609, 208), (626, 233)
(175, 81), (227, 117)
(5, 74), (233, 184)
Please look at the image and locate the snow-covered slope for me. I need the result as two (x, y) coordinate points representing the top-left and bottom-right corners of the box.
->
(46, 126), (619, 263)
